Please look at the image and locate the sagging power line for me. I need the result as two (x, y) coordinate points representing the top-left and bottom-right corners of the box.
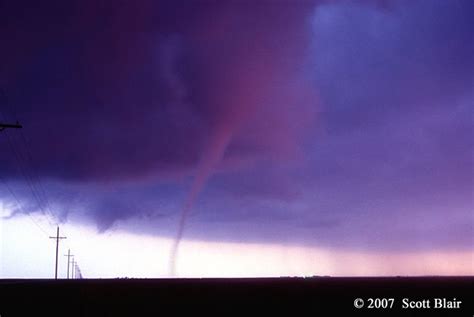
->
(0, 89), (57, 228)
(1, 89), (85, 280)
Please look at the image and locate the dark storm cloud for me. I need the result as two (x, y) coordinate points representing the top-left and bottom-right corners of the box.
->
(0, 0), (472, 251)
(0, 1), (318, 227)
(1, 0), (316, 181)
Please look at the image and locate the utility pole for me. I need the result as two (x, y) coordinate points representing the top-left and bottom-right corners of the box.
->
(49, 226), (66, 279)
(71, 257), (75, 279)
(0, 122), (22, 131)
(76, 265), (82, 279)
(63, 249), (74, 279)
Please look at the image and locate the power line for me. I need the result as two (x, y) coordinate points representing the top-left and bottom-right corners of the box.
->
(0, 103), (55, 235)
(2, 130), (57, 228)
(0, 176), (50, 237)
(0, 94), (58, 228)
(18, 130), (58, 221)
(1, 89), (84, 279)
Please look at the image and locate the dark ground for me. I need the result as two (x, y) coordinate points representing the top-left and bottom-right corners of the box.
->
(0, 277), (472, 316)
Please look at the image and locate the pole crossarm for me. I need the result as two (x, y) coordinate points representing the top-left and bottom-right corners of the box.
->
(0, 122), (22, 131)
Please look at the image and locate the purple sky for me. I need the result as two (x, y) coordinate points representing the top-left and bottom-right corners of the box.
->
(1, 0), (473, 257)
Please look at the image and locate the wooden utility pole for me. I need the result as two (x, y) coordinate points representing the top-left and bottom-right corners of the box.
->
(71, 257), (75, 279)
(49, 226), (66, 279)
(64, 249), (74, 279)
(75, 265), (82, 279)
